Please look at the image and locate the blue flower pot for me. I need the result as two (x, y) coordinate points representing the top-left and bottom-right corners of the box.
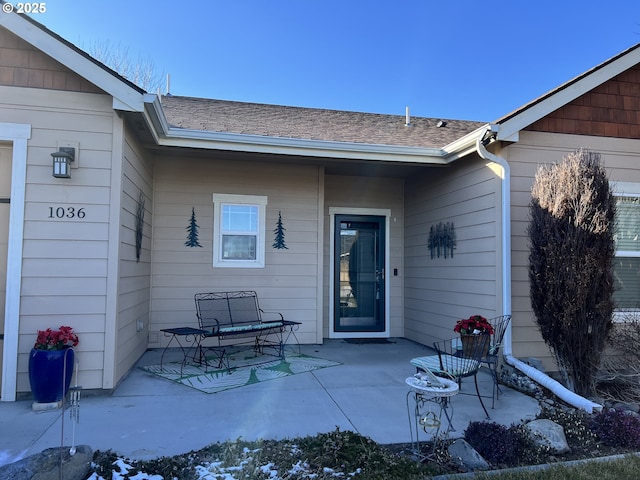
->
(28, 348), (75, 403)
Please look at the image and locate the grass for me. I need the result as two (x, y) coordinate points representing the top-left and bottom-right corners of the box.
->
(475, 454), (640, 480)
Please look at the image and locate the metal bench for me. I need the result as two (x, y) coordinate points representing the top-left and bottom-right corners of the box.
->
(193, 291), (300, 368)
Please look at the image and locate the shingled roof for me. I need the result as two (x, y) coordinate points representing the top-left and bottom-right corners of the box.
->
(161, 96), (486, 149)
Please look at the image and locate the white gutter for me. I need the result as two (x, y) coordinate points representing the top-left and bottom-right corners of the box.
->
(475, 130), (602, 413)
(442, 124), (493, 162)
(158, 129), (448, 163)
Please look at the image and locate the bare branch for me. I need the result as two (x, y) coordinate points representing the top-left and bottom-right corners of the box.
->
(85, 40), (165, 93)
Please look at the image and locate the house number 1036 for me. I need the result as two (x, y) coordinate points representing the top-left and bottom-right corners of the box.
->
(48, 206), (86, 219)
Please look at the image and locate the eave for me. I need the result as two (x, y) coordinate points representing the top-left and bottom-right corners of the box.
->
(495, 43), (640, 142)
(142, 95), (452, 164)
(442, 124), (496, 162)
(0, 10), (145, 112)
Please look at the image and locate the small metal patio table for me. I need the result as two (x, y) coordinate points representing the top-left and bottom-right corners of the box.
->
(159, 327), (208, 376)
(406, 371), (459, 460)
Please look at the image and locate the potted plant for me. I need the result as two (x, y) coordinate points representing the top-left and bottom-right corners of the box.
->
(29, 325), (78, 405)
(454, 315), (494, 358)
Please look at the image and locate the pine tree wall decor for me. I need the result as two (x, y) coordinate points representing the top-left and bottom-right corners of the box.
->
(185, 207), (203, 248)
(428, 221), (456, 259)
(135, 190), (145, 263)
(272, 210), (288, 249)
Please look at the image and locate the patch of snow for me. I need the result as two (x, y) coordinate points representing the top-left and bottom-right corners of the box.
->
(195, 464), (236, 480)
(88, 452), (361, 479)
(260, 461), (278, 477)
(87, 458), (164, 480)
(0, 449), (27, 467)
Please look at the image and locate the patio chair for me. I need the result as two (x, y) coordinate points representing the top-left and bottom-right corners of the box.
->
(411, 334), (491, 419)
(482, 315), (512, 407)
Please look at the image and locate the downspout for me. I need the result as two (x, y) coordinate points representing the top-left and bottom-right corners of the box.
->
(475, 130), (602, 413)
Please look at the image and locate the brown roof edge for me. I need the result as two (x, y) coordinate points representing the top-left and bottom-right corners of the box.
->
(494, 42), (640, 125)
(3, 2), (145, 95)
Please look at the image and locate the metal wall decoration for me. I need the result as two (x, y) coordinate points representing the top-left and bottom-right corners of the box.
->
(135, 190), (145, 262)
(272, 210), (288, 249)
(185, 207), (203, 248)
(428, 222), (456, 259)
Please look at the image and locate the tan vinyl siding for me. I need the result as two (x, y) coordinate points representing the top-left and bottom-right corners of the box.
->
(114, 130), (153, 384)
(404, 157), (501, 347)
(323, 174), (404, 338)
(0, 86), (115, 393)
(150, 157), (321, 345)
(505, 130), (640, 371)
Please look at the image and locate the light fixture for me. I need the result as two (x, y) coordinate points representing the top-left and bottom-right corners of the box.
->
(51, 147), (75, 178)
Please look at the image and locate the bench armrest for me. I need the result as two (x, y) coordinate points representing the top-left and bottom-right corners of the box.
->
(200, 318), (221, 336)
(260, 308), (284, 322)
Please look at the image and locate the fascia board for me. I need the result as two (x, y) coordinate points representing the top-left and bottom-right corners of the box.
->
(441, 124), (493, 162)
(497, 48), (640, 142)
(0, 13), (144, 112)
(142, 94), (169, 143)
(157, 127), (449, 164)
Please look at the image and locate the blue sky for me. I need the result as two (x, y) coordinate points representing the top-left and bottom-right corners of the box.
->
(31, 0), (640, 121)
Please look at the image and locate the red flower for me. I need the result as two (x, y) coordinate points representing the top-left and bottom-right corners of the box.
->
(454, 315), (494, 335)
(33, 325), (79, 350)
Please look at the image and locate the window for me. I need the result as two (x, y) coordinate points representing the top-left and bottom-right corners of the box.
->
(613, 183), (640, 308)
(212, 194), (267, 268)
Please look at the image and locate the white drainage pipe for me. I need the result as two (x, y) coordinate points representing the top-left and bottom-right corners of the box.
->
(475, 131), (602, 413)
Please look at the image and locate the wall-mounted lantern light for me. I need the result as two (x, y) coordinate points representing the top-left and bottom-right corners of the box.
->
(52, 147), (75, 178)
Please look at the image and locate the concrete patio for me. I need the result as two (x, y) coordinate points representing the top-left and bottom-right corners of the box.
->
(0, 338), (540, 466)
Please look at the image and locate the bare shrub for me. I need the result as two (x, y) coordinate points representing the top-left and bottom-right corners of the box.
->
(597, 313), (640, 404)
(528, 149), (616, 396)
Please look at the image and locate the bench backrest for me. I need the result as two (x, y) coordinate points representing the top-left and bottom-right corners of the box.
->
(195, 291), (262, 331)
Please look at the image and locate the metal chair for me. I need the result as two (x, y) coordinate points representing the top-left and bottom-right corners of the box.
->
(482, 315), (512, 407)
(411, 334), (491, 419)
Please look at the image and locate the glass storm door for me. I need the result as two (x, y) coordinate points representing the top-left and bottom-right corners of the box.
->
(334, 215), (385, 333)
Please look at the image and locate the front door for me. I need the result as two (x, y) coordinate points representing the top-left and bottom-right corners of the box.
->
(333, 215), (385, 333)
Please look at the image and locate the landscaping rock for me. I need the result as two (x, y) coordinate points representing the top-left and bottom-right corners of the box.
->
(0, 445), (92, 480)
(447, 438), (489, 471)
(499, 364), (543, 396)
(525, 419), (570, 454)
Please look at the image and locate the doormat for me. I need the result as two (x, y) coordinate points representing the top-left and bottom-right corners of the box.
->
(140, 350), (341, 394)
(344, 338), (394, 344)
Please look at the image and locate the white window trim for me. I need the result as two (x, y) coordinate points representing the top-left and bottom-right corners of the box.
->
(212, 194), (267, 268)
(611, 182), (640, 320)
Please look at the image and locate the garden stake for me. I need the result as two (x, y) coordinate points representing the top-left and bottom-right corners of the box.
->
(69, 362), (82, 455)
(58, 348), (73, 479)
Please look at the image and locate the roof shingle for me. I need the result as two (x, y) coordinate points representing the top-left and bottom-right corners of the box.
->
(161, 96), (485, 149)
